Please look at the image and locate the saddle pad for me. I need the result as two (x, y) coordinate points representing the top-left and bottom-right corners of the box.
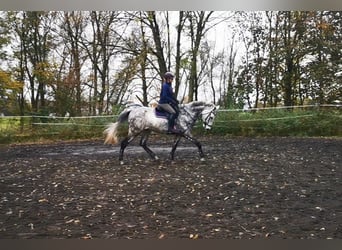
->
(155, 108), (168, 119)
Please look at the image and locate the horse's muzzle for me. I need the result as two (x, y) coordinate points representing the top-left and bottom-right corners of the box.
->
(204, 125), (212, 130)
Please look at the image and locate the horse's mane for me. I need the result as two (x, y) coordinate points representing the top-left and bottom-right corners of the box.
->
(185, 101), (212, 111)
(188, 101), (206, 107)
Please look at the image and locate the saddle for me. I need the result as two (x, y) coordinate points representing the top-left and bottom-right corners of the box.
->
(154, 105), (169, 119)
(154, 104), (183, 134)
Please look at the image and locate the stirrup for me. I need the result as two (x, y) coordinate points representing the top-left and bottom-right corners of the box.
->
(167, 127), (183, 134)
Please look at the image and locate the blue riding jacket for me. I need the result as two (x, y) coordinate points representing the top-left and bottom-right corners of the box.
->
(159, 82), (178, 106)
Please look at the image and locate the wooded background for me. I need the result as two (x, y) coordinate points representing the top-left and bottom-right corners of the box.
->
(0, 11), (341, 117)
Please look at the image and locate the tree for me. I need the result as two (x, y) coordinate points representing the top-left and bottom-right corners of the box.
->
(202, 47), (226, 105)
(174, 11), (186, 97)
(0, 12), (10, 61)
(222, 37), (238, 108)
(123, 11), (186, 104)
(59, 11), (131, 115)
(1, 10), (341, 117)
(184, 11), (214, 101)
(0, 70), (24, 114)
(60, 11), (85, 116)
(9, 11), (56, 113)
(264, 11), (281, 107)
(145, 11), (168, 78)
(0, 12), (26, 115)
(305, 11), (342, 104)
(82, 11), (127, 114)
(235, 11), (262, 108)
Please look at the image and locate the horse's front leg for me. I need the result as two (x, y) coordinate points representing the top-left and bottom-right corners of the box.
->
(170, 136), (182, 160)
(183, 134), (205, 161)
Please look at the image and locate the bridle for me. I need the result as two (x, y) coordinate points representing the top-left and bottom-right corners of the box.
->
(202, 107), (217, 129)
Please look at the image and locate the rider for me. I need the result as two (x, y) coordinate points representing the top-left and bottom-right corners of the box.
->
(158, 72), (182, 134)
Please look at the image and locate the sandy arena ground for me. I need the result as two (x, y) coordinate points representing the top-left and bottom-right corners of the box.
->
(0, 136), (341, 239)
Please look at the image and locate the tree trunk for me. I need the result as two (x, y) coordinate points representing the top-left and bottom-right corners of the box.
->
(174, 11), (185, 97)
(147, 11), (167, 77)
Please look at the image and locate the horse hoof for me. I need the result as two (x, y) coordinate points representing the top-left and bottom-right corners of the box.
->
(200, 158), (205, 162)
(120, 161), (124, 165)
(154, 156), (159, 160)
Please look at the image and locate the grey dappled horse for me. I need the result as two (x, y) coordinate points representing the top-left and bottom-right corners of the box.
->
(104, 101), (219, 164)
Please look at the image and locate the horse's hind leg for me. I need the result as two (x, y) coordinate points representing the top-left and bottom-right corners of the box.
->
(119, 136), (135, 164)
(140, 131), (158, 160)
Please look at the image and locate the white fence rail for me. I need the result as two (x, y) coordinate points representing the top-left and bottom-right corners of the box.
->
(217, 104), (340, 112)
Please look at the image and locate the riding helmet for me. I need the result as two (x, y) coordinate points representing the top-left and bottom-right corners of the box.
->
(164, 72), (174, 79)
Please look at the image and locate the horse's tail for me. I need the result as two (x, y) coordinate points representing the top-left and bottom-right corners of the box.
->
(104, 107), (132, 145)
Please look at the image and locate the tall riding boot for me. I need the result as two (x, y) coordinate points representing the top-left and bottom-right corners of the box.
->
(167, 114), (182, 134)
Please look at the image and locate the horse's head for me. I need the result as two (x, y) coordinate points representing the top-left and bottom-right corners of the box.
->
(201, 103), (219, 130)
